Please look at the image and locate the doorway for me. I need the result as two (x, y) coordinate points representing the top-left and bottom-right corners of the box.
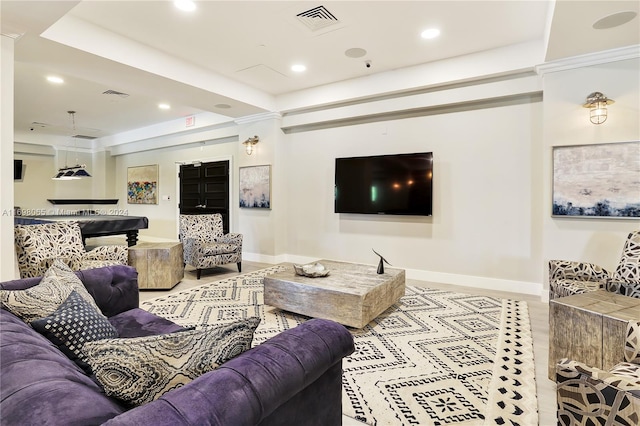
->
(179, 160), (230, 233)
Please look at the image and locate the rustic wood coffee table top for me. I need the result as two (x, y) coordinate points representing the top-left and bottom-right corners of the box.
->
(264, 259), (406, 328)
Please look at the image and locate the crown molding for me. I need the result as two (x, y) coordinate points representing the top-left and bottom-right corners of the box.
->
(234, 112), (282, 125)
(536, 45), (640, 75)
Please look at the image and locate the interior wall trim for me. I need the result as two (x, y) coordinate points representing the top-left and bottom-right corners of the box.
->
(536, 45), (640, 75)
(281, 91), (543, 134)
(281, 69), (538, 117)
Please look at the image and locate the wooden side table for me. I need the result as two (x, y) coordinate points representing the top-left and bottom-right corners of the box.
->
(128, 242), (184, 290)
(548, 290), (640, 379)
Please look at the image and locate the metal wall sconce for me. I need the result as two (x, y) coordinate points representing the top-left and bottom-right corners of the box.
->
(582, 92), (614, 124)
(242, 135), (259, 155)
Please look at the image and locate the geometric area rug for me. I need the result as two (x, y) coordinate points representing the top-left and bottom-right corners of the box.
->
(141, 265), (538, 426)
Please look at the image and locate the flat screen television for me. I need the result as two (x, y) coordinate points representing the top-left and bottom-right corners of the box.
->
(335, 152), (433, 216)
(14, 160), (23, 180)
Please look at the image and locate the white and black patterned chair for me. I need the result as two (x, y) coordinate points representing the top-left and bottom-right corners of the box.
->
(556, 321), (640, 425)
(549, 230), (640, 299)
(14, 221), (128, 278)
(179, 214), (242, 279)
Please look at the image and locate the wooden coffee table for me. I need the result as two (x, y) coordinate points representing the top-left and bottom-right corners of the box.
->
(548, 290), (640, 379)
(263, 259), (405, 328)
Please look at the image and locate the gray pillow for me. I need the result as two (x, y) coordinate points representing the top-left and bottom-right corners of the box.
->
(31, 290), (118, 372)
(0, 259), (100, 323)
(84, 317), (261, 406)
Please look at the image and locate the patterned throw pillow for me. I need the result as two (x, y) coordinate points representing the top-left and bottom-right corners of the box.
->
(31, 290), (118, 371)
(84, 317), (261, 406)
(0, 260), (99, 323)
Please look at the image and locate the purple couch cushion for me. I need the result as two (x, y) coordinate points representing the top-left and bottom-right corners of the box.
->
(0, 309), (127, 426)
(109, 308), (185, 337)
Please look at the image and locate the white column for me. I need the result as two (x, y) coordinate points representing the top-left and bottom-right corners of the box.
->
(1, 35), (16, 279)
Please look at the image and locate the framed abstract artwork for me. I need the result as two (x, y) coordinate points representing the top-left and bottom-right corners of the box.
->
(127, 164), (159, 204)
(552, 141), (640, 219)
(239, 165), (271, 209)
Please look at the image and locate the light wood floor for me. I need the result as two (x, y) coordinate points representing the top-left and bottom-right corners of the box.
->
(139, 261), (555, 426)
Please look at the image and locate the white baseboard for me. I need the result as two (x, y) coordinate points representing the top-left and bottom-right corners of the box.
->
(243, 252), (546, 300)
(405, 267), (543, 297)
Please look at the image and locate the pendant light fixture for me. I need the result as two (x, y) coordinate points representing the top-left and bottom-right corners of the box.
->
(52, 111), (92, 180)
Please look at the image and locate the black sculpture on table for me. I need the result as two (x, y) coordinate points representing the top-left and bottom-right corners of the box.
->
(372, 249), (391, 274)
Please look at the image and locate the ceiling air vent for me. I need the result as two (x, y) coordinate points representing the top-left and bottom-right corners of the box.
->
(296, 5), (339, 31)
(102, 89), (130, 98)
(73, 134), (97, 140)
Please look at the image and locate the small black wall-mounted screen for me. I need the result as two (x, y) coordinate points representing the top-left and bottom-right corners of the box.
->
(14, 160), (23, 180)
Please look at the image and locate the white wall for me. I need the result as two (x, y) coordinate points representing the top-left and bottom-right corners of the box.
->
(541, 58), (640, 276)
(1, 35), (16, 279)
(282, 101), (543, 294)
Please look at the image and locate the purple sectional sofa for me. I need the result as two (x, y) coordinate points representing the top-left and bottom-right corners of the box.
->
(0, 265), (355, 426)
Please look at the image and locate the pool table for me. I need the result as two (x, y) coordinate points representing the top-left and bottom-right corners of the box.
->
(15, 215), (149, 247)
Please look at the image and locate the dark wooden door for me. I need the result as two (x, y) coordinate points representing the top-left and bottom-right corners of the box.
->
(179, 160), (230, 233)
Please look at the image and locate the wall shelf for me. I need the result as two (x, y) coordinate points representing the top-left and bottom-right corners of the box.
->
(47, 199), (119, 205)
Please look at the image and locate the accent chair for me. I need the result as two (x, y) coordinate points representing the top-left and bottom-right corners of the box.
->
(179, 214), (243, 279)
(14, 221), (128, 278)
(549, 230), (640, 299)
(556, 320), (640, 425)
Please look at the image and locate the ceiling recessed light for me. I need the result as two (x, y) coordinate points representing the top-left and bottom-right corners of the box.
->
(158, 103), (171, 110)
(46, 76), (64, 84)
(174, 0), (196, 12)
(215, 103), (231, 109)
(421, 28), (441, 39)
(593, 11), (637, 29)
(291, 64), (307, 73)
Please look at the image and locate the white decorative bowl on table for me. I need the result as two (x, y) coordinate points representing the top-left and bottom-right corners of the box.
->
(293, 262), (330, 278)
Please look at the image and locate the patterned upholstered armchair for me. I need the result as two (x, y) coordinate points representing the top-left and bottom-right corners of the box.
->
(14, 222), (128, 278)
(549, 230), (640, 299)
(179, 214), (242, 279)
(556, 321), (640, 425)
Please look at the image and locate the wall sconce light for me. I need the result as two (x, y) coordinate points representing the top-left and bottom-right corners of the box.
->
(582, 92), (614, 124)
(242, 135), (259, 155)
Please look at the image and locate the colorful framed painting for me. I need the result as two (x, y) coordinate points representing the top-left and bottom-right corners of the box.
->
(127, 164), (159, 204)
(239, 165), (271, 209)
(552, 141), (640, 218)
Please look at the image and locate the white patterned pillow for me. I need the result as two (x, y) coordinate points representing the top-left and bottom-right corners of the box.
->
(84, 317), (261, 406)
(31, 290), (118, 372)
(0, 259), (100, 323)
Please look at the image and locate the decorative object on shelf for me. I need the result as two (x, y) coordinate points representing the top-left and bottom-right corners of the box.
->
(293, 262), (330, 278)
(552, 141), (640, 219)
(372, 248), (391, 274)
(582, 92), (614, 124)
(52, 111), (92, 180)
(127, 165), (159, 204)
(239, 165), (271, 209)
(242, 135), (259, 155)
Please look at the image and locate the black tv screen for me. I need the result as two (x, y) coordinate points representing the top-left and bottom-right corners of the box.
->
(335, 152), (433, 216)
(14, 160), (23, 180)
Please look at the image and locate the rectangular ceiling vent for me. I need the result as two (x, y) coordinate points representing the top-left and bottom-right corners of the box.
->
(73, 134), (98, 140)
(296, 6), (339, 31)
(102, 89), (130, 98)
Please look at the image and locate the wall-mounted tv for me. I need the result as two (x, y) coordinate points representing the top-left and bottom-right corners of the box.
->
(14, 160), (23, 180)
(335, 152), (433, 216)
